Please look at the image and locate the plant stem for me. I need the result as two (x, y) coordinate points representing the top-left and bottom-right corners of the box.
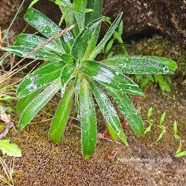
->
(2, 0), (26, 42)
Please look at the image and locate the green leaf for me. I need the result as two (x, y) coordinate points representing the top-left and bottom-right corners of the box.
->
(108, 88), (144, 136)
(89, 12), (123, 60)
(49, 82), (74, 144)
(56, 0), (91, 14)
(15, 34), (62, 53)
(82, 60), (144, 96)
(80, 78), (97, 159)
(84, 0), (103, 51)
(16, 89), (41, 115)
(58, 2), (79, 37)
(17, 61), (65, 98)
(24, 8), (61, 38)
(0, 95), (12, 101)
(157, 130), (166, 142)
(173, 121), (178, 134)
(114, 31), (123, 43)
(175, 151), (186, 157)
(160, 112), (166, 125)
(144, 123), (153, 134)
(3, 46), (63, 61)
(73, 0), (86, 32)
(176, 141), (182, 154)
(24, 8), (74, 52)
(147, 107), (153, 119)
(87, 79), (128, 145)
(0, 140), (22, 157)
(102, 56), (178, 74)
(19, 80), (61, 131)
(105, 121), (119, 142)
(61, 64), (76, 93)
(105, 38), (115, 54)
(140, 76), (154, 88)
(118, 21), (123, 35)
(60, 54), (76, 65)
(85, 0), (103, 25)
(71, 17), (103, 60)
(55, 0), (73, 8)
(154, 75), (171, 92)
(3, 34), (64, 60)
(74, 73), (83, 119)
(29, 0), (39, 8)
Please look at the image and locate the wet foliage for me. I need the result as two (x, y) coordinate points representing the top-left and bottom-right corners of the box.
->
(3, 0), (177, 159)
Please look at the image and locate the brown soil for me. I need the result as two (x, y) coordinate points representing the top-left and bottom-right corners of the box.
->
(0, 83), (185, 186)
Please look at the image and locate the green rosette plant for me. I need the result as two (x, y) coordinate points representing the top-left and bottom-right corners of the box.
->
(2, 0), (177, 159)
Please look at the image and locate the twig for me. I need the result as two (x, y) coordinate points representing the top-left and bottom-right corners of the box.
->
(2, 0), (26, 42)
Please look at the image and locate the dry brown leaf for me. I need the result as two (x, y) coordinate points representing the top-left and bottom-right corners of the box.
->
(0, 109), (11, 123)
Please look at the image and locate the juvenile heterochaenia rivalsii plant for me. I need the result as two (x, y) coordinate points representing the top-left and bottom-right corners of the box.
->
(2, 0), (177, 159)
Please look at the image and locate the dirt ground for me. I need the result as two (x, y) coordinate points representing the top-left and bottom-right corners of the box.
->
(0, 82), (185, 186)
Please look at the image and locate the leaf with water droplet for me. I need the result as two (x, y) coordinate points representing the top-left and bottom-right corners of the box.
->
(17, 61), (65, 98)
(24, 8), (74, 52)
(19, 79), (61, 131)
(87, 78), (128, 145)
(102, 55), (177, 74)
(81, 60), (144, 96)
(108, 88), (144, 137)
(49, 82), (74, 144)
(60, 63), (76, 93)
(79, 78), (97, 159)
(71, 16), (104, 60)
(89, 12), (123, 60)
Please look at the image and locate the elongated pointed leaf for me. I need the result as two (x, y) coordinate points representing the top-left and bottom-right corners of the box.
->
(55, 0), (73, 8)
(24, 8), (74, 52)
(3, 34), (64, 60)
(74, 72), (83, 119)
(17, 61), (65, 98)
(16, 89), (41, 115)
(61, 64), (76, 94)
(71, 17), (103, 60)
(49, 82), (74, 144)
(73, 0), (86, 32)
(105, 121), (119, 142)
(109, 88), (144, 136)
(3, 47), (63, 61)
(60, 53), (76, 65)
(175, 151), (186, 157)
(80, 78), (97, 159)
(58, 2), (79, 37)
(84, 0), (103, 51)
(154, 75), (171, 92)
(85, 0), (103, 25)
(102, 56), (177, 74)
(89, 12), (123, 60)
(19, 80), (61, 131)
(87, 79), (128, 145)
(29, 1), (39, 8)
(14, 34), (62, 53)
(82, 60), (144, 96)
(24, 8), (61, 38)
(56, 0), (91, 13)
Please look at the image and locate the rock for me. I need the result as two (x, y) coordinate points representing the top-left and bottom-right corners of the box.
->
(103, 0), (186, 47)
(0, 0), (185, 47)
